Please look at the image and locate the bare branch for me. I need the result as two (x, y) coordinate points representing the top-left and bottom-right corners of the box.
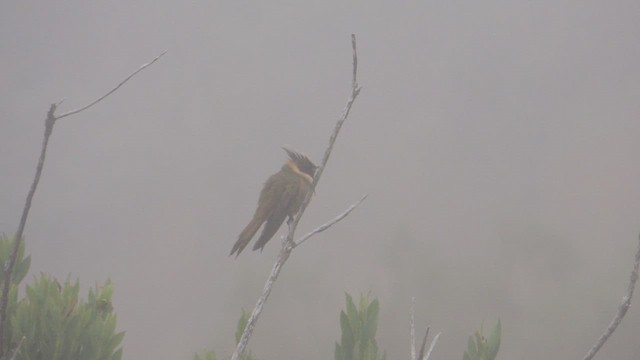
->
(294, 194), (367, 248)
(410, 297), (416, 360)
(230, 34), (362, 360)
(57, 50), (167, 120)
(0, 105), (56, 355)
(410, 299), (440, 360)
(0, 51), (166, 358)
(423, 332), (441, 360)
(230, 242), (292, 360)
(309, 34), (361, 198)
(583, 233), (640, 360)
(417, 327), (429, 360)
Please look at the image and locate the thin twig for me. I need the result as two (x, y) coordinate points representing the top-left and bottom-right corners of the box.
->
(309, 34), (361, 199)
(411, 299), (439, 360)
(583, 233), (640, 360)
(0, 51), (166, 357)
(294, 194), (367, 248)
(57, 50), (167, 120)
(410, 297), (416, 360)
(423, 332), (441, 360)
(417, 327), (429, 360)
(230, 34), (362, 360)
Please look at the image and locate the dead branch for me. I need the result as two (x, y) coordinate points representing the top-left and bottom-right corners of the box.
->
(583, 232), (640, 360)
(410, 298), (440, 360)
(294, 194), (367, 248)
(230, 34), (362, 360)
(0, 51), (166, 357)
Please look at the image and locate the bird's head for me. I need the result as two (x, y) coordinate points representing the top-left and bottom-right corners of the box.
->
(282, 147), (317, 178)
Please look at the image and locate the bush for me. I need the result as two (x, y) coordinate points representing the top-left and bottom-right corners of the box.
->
(0, 234), (123, 360)
(335, 293), (386, 360)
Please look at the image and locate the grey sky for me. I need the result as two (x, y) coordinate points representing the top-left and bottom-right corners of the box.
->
(2, 1), (640, 359)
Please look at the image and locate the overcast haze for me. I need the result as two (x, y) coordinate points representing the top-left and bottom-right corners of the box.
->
(2, 1), (640, 359)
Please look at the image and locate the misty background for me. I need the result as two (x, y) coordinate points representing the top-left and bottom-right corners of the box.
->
(2, 1), (640, 359)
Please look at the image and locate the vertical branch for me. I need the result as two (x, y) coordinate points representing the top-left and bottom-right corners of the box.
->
(417, 327), (429, 360)
(583, 233), (640, 360)
(230, 34), (362, 360)
(230, 239), (292, 360)
(289, 34), (361, 237)
(410, 297), (416, 360)
(310, 34), (361, 197)
(0, 105), (56, 355)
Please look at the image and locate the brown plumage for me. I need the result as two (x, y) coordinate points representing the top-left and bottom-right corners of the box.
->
(230, 148), (317, 257)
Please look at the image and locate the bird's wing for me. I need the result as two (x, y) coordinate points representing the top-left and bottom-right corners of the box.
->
(252, 174), (303, 251)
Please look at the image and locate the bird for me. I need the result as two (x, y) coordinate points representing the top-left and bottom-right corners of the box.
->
(230, 147), (317, 257)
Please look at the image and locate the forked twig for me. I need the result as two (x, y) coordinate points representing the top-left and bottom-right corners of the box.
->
(410, 297), (417, 360)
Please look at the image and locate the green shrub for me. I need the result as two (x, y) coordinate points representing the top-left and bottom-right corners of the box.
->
(334, 293), (386, 360)
(463, 320), (501, 360)
(0, 234), (123, 360)
(193, 350), (217, 360)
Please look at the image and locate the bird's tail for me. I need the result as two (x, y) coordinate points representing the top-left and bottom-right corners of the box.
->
(230, 216), (263, 257)
(252, 212), (287, 252)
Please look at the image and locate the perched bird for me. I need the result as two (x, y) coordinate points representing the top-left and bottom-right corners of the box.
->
(230, 148), (317, 257)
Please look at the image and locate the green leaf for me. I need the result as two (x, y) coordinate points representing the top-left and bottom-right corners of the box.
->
(474, 330), (486, 358)
(359, 295), (368, 319)
(486, 320), (501, 360)
(13, 254), (30, 284)
(363, 298), (379, 341)
(335, 343), (344, 360)
(110, 331), (125, 350)
(340, 311), (354, 359)
(9, 275), (124, 360)
(235, 309), (250, 344)
(345, 293), (359, 331)
(335, 292), (386, 360)
(466, 336), (477, 359)
(352, 340), (361, 360)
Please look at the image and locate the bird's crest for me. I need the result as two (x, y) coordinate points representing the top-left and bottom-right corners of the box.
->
(282, 147), (317, 177)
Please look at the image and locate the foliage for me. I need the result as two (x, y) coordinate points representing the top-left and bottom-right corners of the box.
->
(235, 308), (249, 345)
(193, 350), (217, 360)
(8, 275), (123, 360)
(0, 234), (31, 350)
(0, 234), (123, 360)
(334, 293), (386, 360)
(463, 320), (501, 360)
(0, 235), (31, 287)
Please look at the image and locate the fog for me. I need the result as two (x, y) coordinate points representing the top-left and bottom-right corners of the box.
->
(2, 1), (640, 359)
